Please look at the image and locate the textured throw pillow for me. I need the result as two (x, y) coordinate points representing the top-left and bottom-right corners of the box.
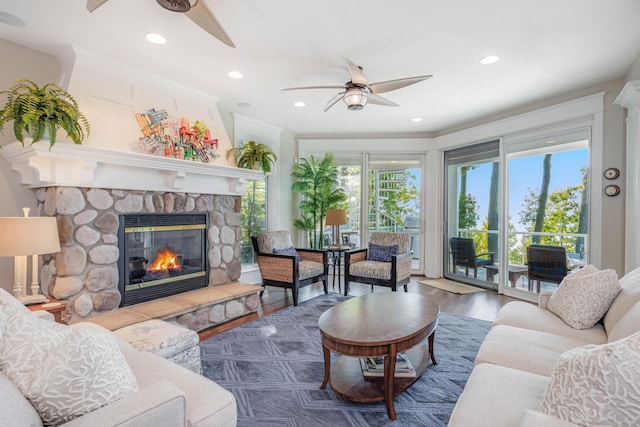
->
(0, 289), (138, 426)
(367, 243), (399, 262)
(273, 246), (302, 261)
(547, 266), (621, 329)
(540, 331), (640, 425)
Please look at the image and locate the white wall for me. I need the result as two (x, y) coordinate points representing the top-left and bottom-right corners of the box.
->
(0, 40), (60, 293)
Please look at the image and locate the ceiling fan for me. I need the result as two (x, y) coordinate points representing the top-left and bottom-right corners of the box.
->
(282, 58), (432, 112)
(86, 0), (235, 48)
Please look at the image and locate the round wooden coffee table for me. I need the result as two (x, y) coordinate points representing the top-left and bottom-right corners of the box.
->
(318, 292), (440, 420)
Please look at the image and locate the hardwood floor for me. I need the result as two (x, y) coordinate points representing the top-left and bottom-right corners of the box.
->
(198, 273), (520, 341)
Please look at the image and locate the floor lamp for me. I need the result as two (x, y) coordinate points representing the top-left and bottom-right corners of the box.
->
(0, 211), (60, 304)
(325, 209), (348, 248)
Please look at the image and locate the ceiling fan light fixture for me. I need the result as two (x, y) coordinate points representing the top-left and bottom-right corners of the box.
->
(157, 0), (198, 13)
(343, 88), (367, 111)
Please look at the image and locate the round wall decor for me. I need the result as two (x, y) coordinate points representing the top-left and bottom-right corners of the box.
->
(604, 184), (620, 197)
(604, 167), (620, 180)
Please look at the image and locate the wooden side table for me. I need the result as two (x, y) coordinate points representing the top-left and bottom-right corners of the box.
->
(27, 297), (70, 324)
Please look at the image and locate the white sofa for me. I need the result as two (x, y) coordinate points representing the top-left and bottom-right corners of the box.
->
(448, 265), (640, 427)
(0, 289), (237, 427)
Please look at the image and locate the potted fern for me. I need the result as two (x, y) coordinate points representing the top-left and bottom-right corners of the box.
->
(226, 140), (277, 173)
(0, 79), (90, 148)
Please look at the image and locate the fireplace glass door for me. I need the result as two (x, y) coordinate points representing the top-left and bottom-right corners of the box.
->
(118, 213), (208, 306)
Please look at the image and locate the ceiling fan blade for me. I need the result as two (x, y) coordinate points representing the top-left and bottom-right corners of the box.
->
(343, 58), (368, 86)
(86, 0), (110, 12)
(324, 92), (346, 112)
(282, 85), (345, 91)
(369, 75), (433, 94)
(366, 93), (399, 107)
(185, 1), (235, 48)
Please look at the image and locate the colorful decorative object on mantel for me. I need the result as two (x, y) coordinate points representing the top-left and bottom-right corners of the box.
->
(135, 108), (219, 163)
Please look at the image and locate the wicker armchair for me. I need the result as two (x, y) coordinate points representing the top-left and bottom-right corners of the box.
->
(343, 231), (412, 296)
(251, 231), (328, 306)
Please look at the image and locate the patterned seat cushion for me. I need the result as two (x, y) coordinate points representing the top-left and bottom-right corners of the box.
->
(299, 260), (324, 280)
(350, 260), (391, 280)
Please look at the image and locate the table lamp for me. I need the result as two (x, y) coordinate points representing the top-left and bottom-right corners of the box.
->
(0, 210), (60, 304)
(325, 209), (347, 248)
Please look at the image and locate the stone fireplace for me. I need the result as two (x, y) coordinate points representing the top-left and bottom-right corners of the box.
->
(2, 141), (264, 322)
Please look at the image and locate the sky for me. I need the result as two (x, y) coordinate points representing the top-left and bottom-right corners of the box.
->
(464, 149), (589, 232)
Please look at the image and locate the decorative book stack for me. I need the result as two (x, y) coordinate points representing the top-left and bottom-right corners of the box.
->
(360, 353), (416, 378)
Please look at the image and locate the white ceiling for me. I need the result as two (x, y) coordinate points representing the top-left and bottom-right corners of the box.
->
(1, 0), (640, 138)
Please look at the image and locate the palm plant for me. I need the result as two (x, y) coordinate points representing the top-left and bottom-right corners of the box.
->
(291, 153), (347, 248)
(0, 79), (90, 148)
(226, 140), (277, 173)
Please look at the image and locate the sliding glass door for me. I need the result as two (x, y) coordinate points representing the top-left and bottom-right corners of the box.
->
(444, 141), (500, 290)
(443, 128), (590, 297)
(504, 128), (590, 296)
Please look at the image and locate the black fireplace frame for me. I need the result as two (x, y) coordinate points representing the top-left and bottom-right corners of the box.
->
(117, 212), (209, 307)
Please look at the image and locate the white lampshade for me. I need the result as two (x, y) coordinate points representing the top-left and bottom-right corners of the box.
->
(0, 217), (60, 256)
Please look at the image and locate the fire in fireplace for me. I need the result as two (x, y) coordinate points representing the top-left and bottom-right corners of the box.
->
(117, 212), (209, 306)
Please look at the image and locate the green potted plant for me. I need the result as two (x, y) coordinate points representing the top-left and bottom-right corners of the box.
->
(0, 79), (90, 148)
(226, 140), (277, 173)
(291, 153), (347, 249)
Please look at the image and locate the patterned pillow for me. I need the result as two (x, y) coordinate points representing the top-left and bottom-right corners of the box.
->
(540, 331), (640, 425)
(367, 243), (399, 262)
(273, 246), (302, 261)
(0, 289), (138, 425)
(547, 266), (621, 329)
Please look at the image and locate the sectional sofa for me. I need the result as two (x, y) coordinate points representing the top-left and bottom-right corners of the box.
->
(448, 265), (640, 426)
(0, 289), (236, 427)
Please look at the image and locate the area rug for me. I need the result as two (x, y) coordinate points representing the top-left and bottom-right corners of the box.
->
(418, 278), (486, 294)
(199, 293), (492, 427)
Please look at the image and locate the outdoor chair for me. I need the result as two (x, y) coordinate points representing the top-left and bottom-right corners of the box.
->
(450, 237), (495, 279)
(344, 231), (412, 295)
(526, 244), (569, 292)
(251, 230), (328, 306)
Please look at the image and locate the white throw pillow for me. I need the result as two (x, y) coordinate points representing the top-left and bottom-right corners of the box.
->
(540, 331), (640, 425)
(0, 289), (138, 425)
(547, 266), (621, 329)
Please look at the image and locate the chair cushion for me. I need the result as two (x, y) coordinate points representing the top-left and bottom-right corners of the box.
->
(369, 232), (411, 254)
(273, 246), (302, 261)
(350, 260), (391, 280)
(539, 331), (640, 426)
(366, 243), (398, 262)
(298, 260), (324, 280)
(547, 266), (621, 329)
(256, 230), (294, 254)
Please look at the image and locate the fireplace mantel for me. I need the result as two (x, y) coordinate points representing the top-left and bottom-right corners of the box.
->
(2, 141), (264, 195)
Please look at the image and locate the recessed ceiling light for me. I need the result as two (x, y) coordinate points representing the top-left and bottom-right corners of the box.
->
(294, 101), (306, 108)
(0, 11), (26, 27)
(237, 102), (252, 108)
(411, 117), (423, 122)
(145, 33), (166, 44)
(228, 71), (243, 79)
(480, 55), (500, 65)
